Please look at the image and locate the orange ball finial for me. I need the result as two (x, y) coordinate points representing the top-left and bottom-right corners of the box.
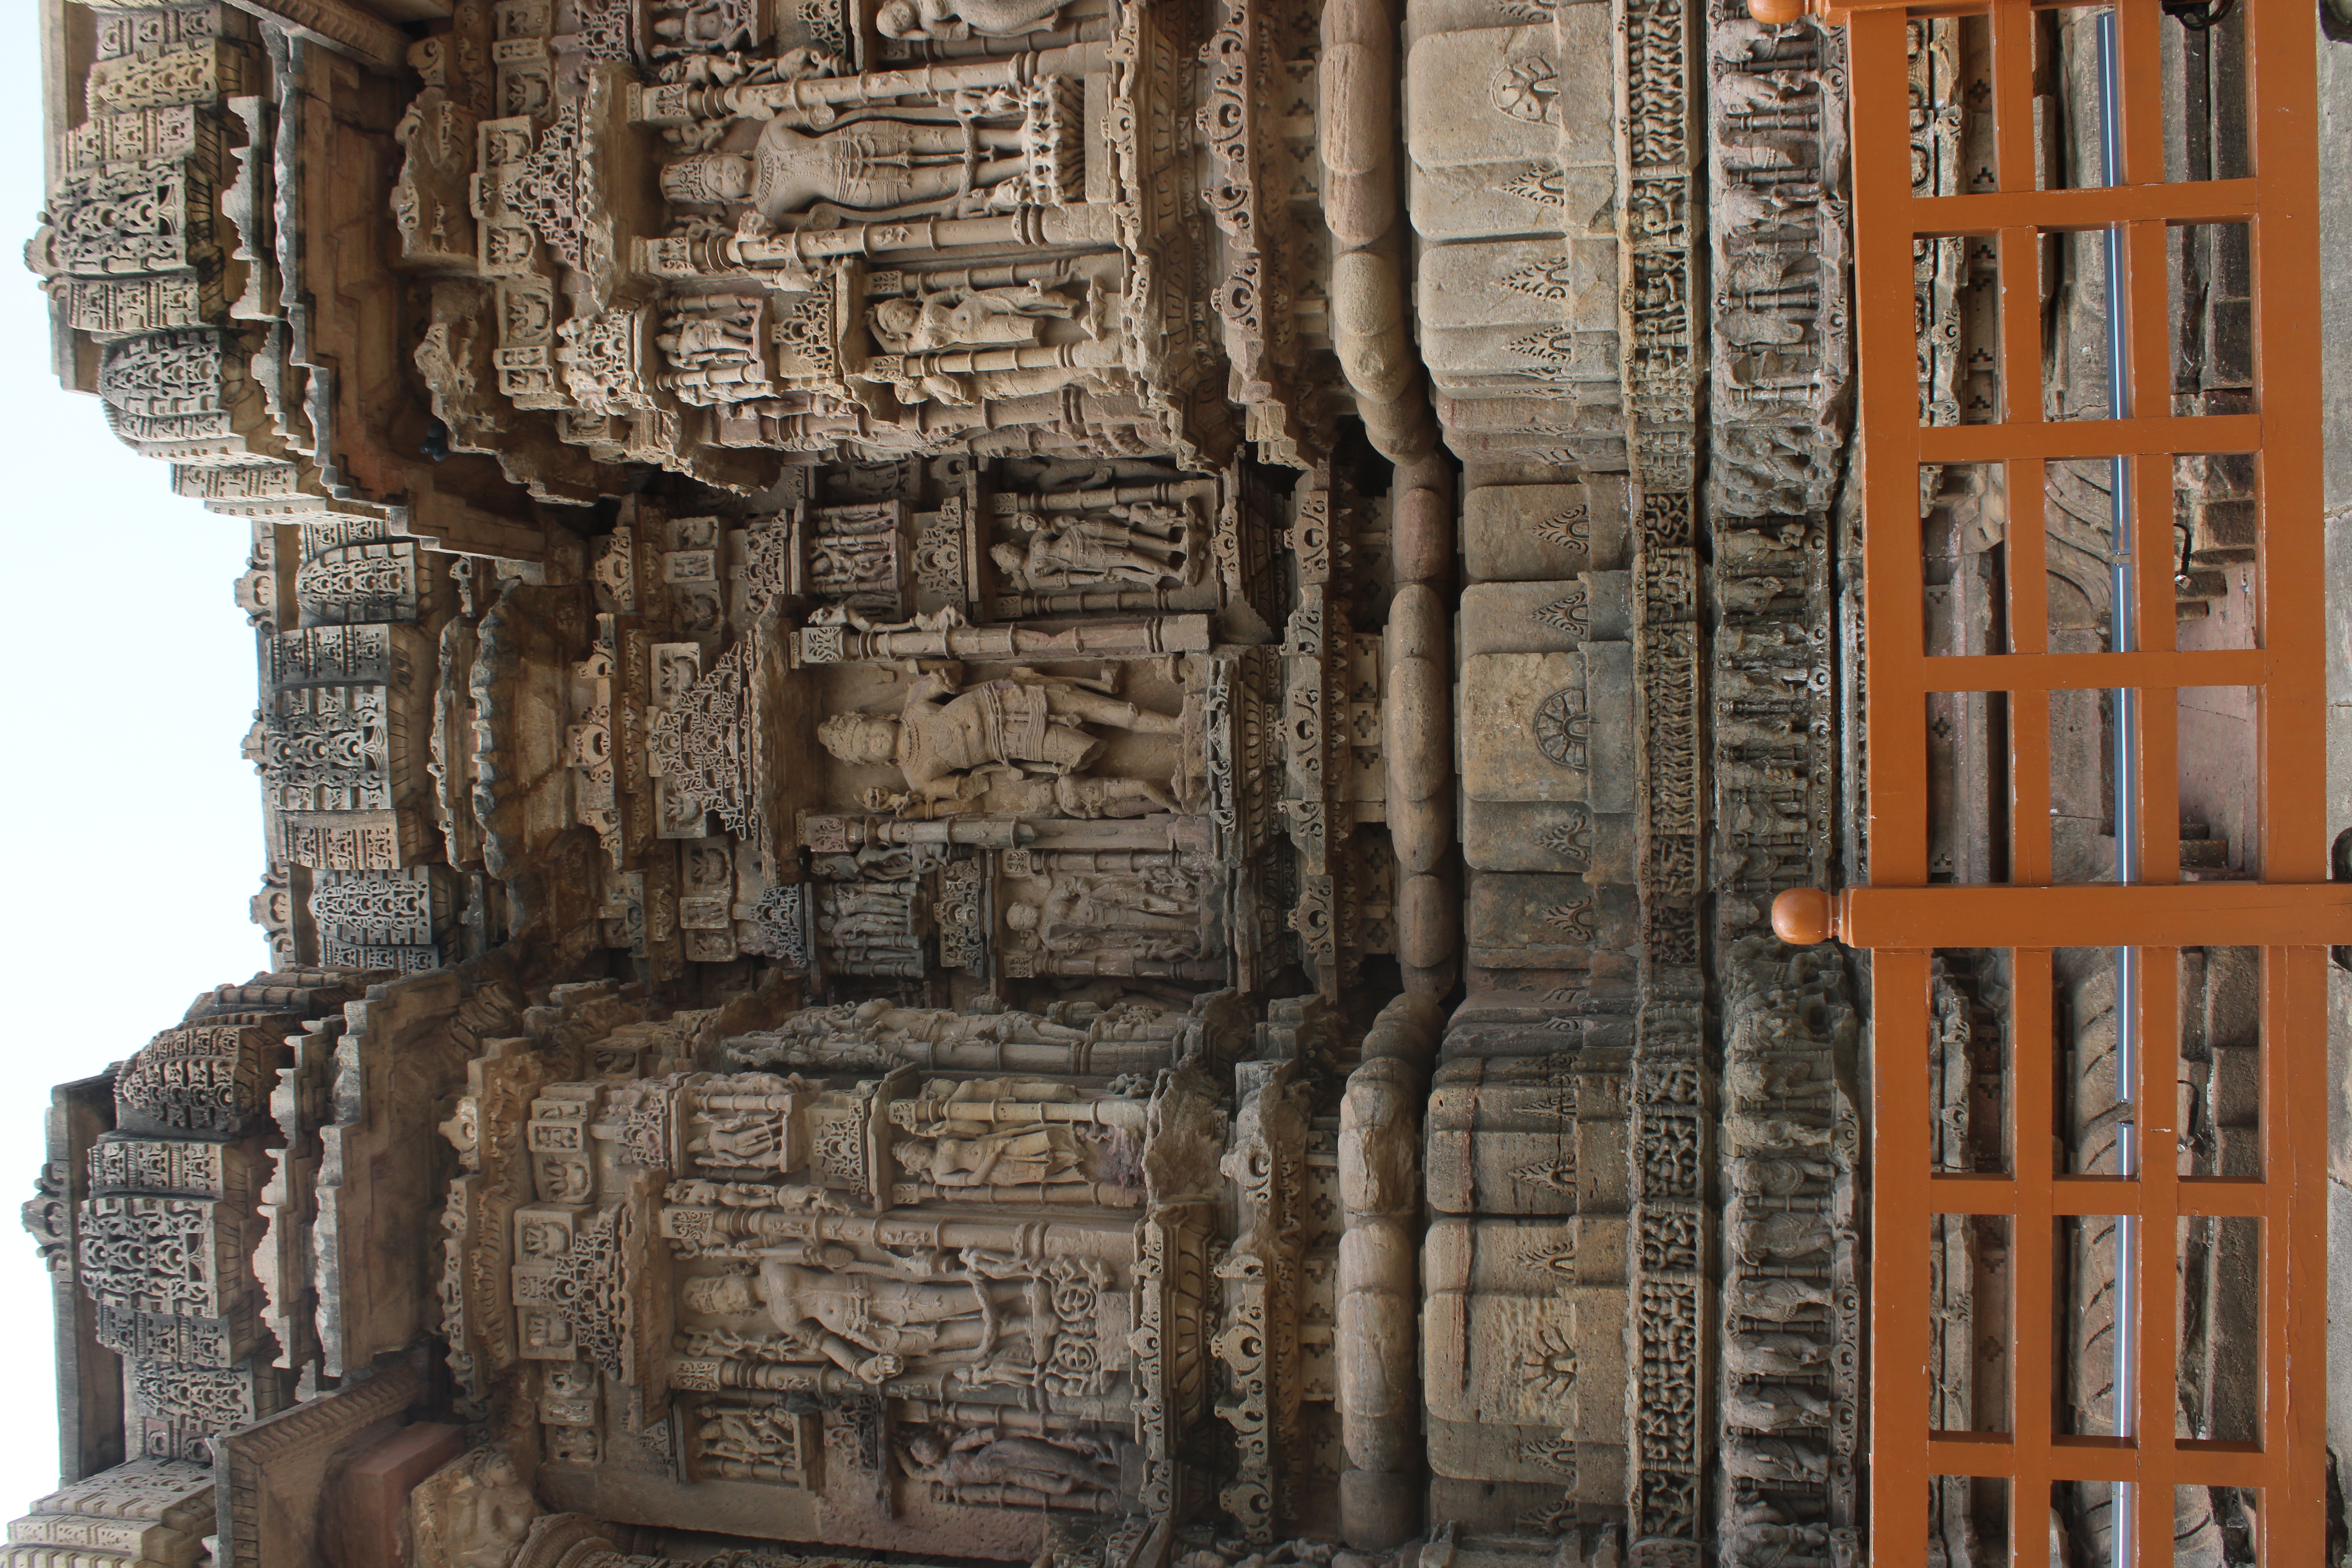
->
(1771, 887), (1835, 947)
(1748, 0), (1807, 22)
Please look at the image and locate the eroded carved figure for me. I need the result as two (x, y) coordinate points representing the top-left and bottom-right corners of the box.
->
(819, 664), (1181, 810)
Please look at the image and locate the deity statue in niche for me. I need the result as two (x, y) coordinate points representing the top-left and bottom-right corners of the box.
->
(681, 1247), (1047, 1384)
(661, 105), (1032, 224)
(647, 0), (759, 53)
(657, 296), (761, 369)
(886, 1076), (1144, 1201)
(875, 0), (1068, 40)
(991, 505), (1191, 591)
(687, 1112), (784, 1170)
(670, 1174), (850, 1213)
(868, 281), (1084, 354)
(892, 1129), (1083, 1191)
(1004, 865), (1209, 963)
(811, 877), (921, 976)
(818, 663), (1181, 811)
(898, 1425), (1122, 1503)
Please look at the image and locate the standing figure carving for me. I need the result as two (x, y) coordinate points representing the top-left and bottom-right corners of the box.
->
(899, 1425), (1122, 1503)
(886, 1076), (1144, 1202)
(663, 112), (1031, 223)
(874, 0), (1068, 40)
(991, 505), (1191, 591)
(684, 1255), (1030, 1384)
(1005, 866), (1209, 963)
(869, 282), (1083, 353)
(818, 663), (1181, 810)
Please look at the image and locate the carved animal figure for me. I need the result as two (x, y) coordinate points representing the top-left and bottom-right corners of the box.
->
(815, 998), (1088, 1047)
(1722, 1434), (1829, 1485)
(1735, 1209), (1834, 1264)
(1724, 1331), (1829, 1377)
(1724, 1381), (1832, 1432)
(1731, 1275), (1833, 1322)
(1726, 1110), (1836, 1152)
(1726, 1053), (1837, 1110)
(1722, 1523), (1833, 1568)
(1730, 1153), (1838, 1196)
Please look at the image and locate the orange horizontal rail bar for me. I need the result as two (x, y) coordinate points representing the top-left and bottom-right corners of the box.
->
(1923, 1174), (2277, 1218)
(1922, 1174), (2018, 1212)
(2179, 1178), (2271, 1218)
(1926, 1436), (2273, 1488)
(1824, 883), (2352, 949)
(1801, 0), (2248, 28)
(1918, 648), (2270, 692)
(1906, 180), (2261, 235)
(1915, 412), (2259, 463)
(2175, 1440), (2274, 1489)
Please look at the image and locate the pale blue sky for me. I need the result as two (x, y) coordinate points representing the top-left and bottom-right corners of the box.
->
(0, 31), (272, 1518)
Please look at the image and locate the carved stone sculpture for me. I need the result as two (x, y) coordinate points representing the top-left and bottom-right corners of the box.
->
(818, 664), (1182, 810)
(874, 0), (1070, 41)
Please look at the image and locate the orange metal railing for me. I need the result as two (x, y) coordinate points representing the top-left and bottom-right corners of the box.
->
(1764, 0), (2352, 1558)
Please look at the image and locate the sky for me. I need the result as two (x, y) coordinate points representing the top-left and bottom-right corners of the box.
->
(0, 33), (272, 1519)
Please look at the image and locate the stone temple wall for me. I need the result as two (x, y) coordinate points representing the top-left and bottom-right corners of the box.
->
(10, 1), (2313, 1567)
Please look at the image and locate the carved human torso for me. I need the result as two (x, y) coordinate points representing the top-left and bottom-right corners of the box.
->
(752, 118), (978, 221)
(898, 679), (1094, 789)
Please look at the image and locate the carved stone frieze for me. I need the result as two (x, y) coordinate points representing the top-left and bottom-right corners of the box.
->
(1714, 940), (1861, 1565)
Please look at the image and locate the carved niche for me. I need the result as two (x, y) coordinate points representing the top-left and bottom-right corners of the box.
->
(434, 1017), (1227, 1558)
